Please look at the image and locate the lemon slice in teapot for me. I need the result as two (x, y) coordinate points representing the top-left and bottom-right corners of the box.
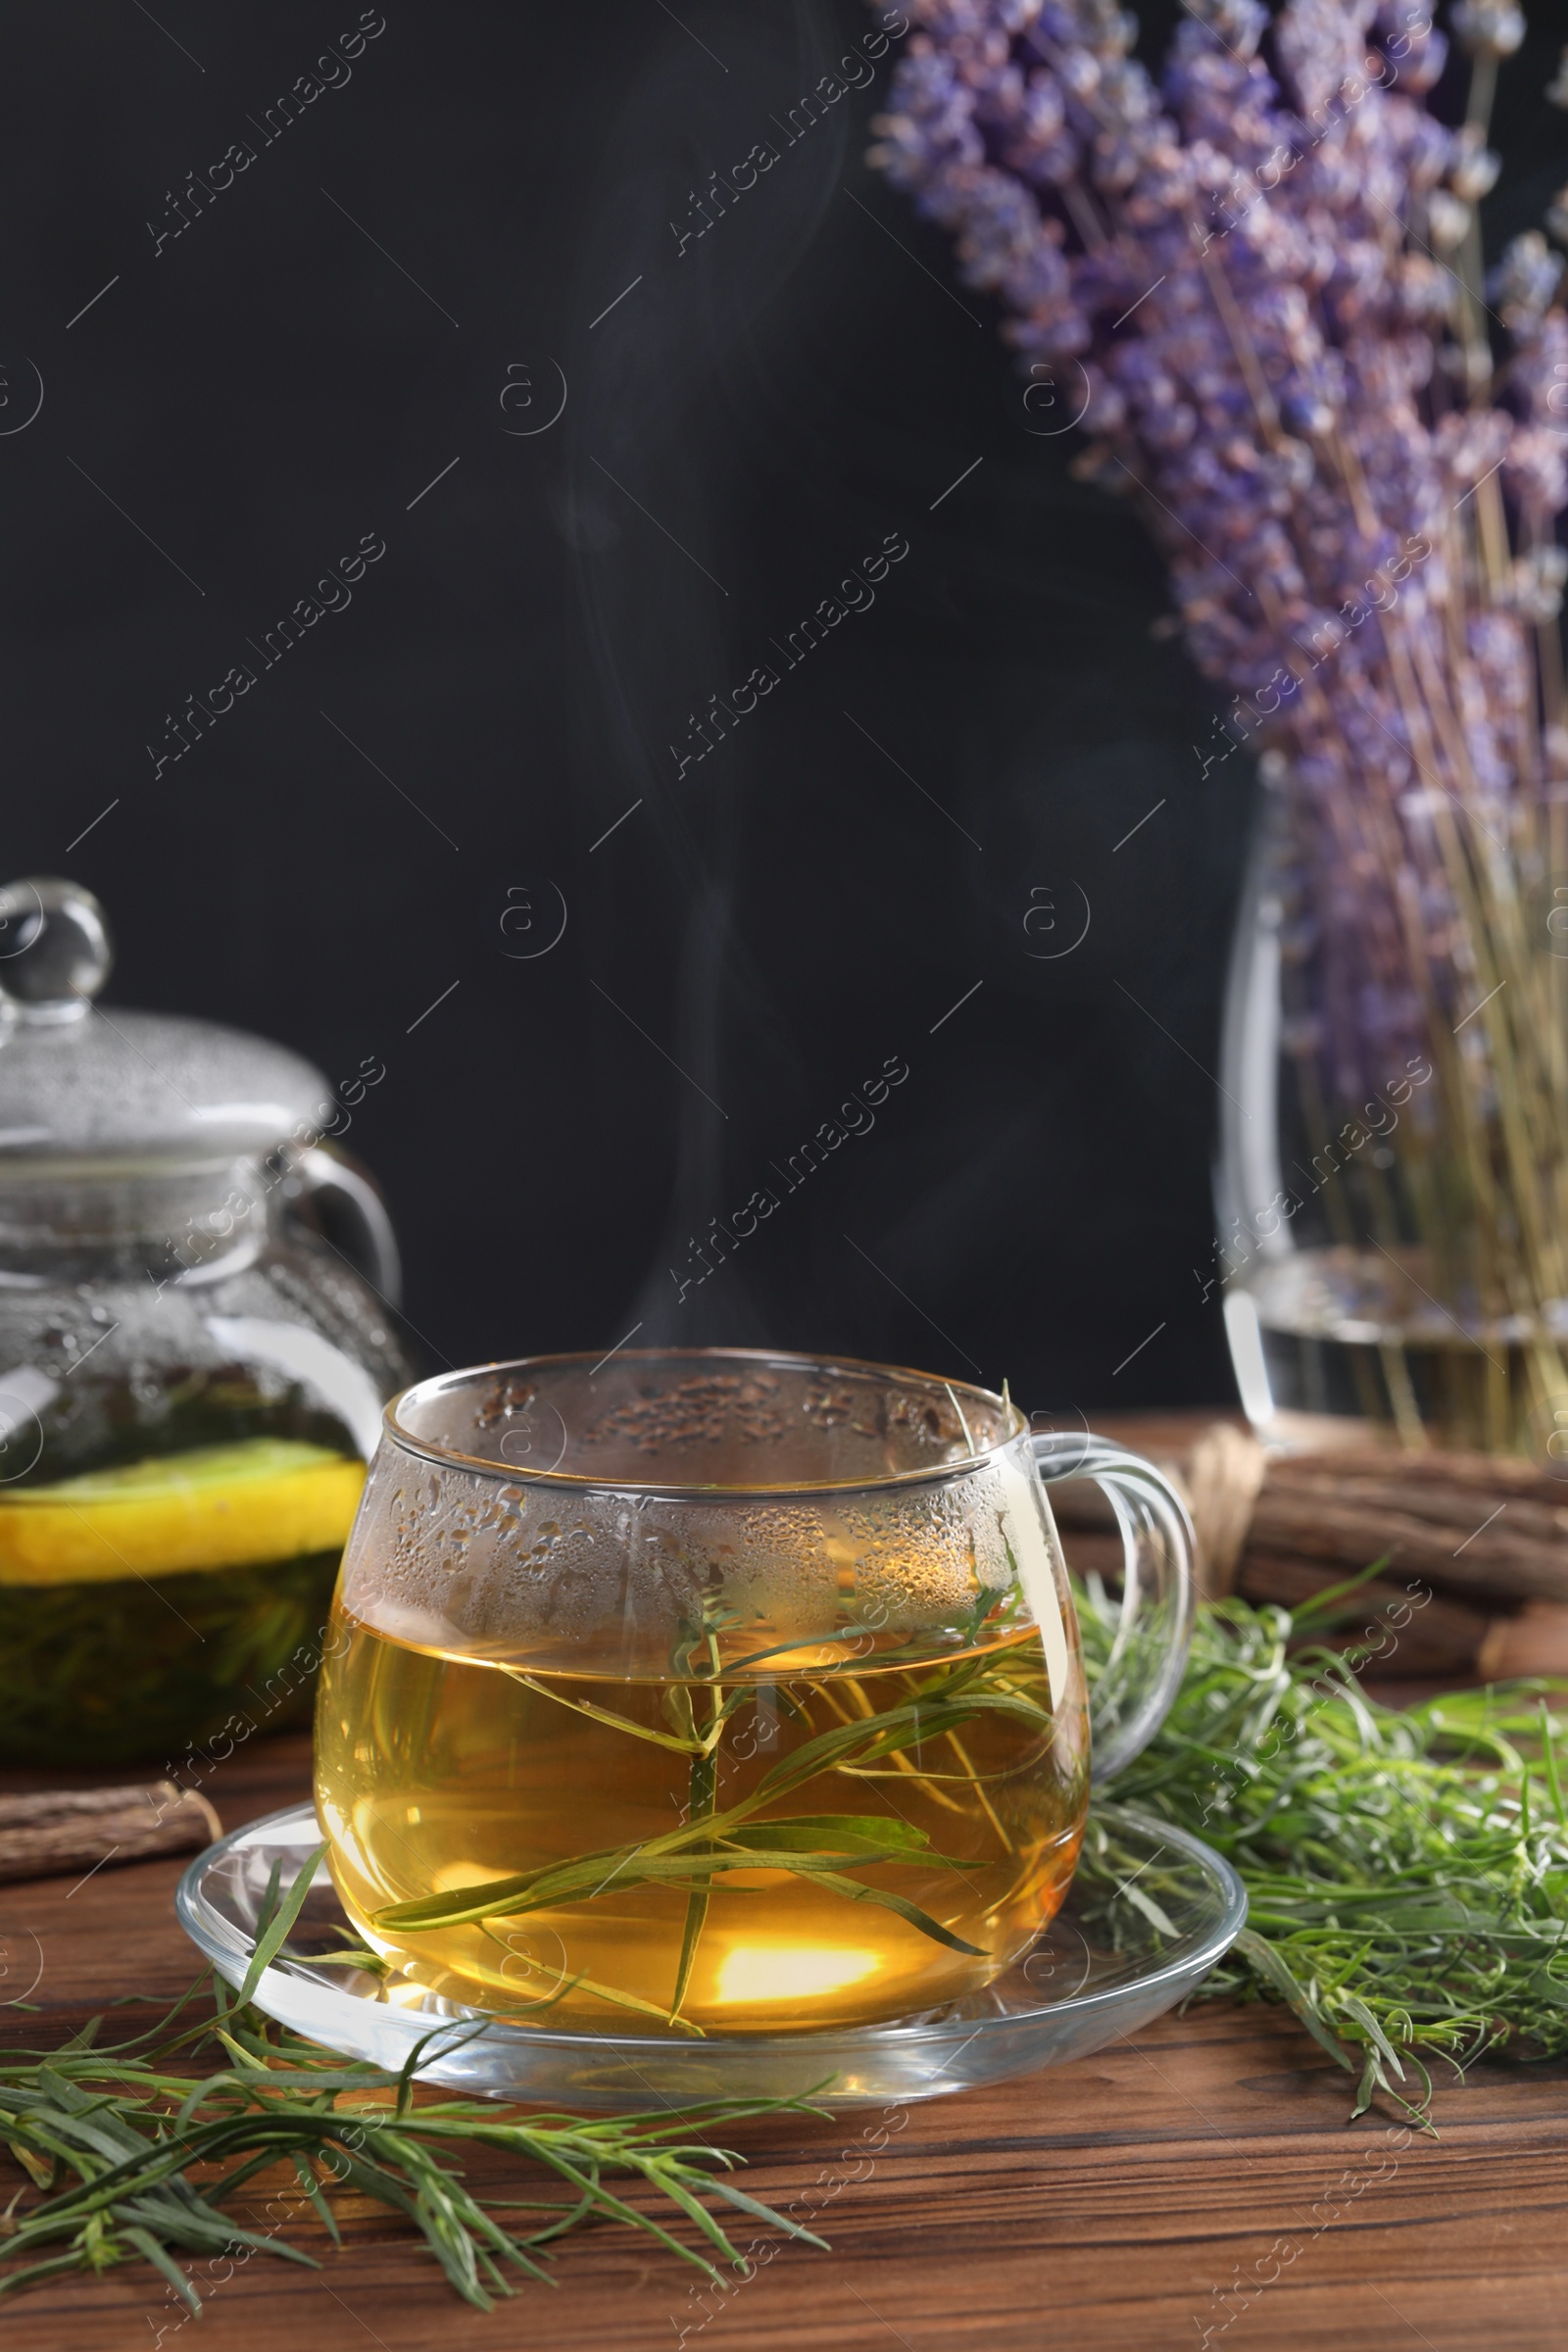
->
(0, 1439), (367, 1585)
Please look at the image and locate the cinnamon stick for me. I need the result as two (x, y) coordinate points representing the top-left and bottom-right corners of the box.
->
(0, 1784), (221, 1886)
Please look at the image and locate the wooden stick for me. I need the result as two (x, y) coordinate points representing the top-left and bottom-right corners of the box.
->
(1255, 1470), (1568, 1547)
(1235, 1551), (1490, 1680)
(1246, 1492), (1568, 1602)
(1268, 1447), (1568, 1504)
(1051, 1419), (1568, 1669)
(0, 1784), (222, 1887)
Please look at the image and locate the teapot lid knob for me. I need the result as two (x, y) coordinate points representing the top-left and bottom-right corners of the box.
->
(0, 878), (114, 1022)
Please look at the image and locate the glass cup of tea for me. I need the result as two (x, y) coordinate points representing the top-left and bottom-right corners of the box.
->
(315, 1350), (1194, 2038)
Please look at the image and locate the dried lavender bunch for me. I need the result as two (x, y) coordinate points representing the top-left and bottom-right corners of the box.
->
(872, 0), (1568, 1446)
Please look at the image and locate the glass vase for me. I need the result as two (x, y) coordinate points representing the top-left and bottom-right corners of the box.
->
(1215, 761), (1568, 1461)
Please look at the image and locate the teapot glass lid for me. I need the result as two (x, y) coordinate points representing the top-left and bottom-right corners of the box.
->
(0, 877), (333, 1174)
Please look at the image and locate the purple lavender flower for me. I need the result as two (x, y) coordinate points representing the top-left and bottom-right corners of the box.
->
(870, 0), (1568, 1122)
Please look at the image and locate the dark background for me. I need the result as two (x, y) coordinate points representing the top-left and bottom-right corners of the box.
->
(3, 0), (1563, 1415)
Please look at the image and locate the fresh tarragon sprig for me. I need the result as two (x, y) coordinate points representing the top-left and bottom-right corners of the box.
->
(0, 1973), (827, 2314)
(1077, 1582), (1568, 2124)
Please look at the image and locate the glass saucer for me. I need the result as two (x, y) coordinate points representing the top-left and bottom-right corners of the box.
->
(175, 1800), (1245, 2111)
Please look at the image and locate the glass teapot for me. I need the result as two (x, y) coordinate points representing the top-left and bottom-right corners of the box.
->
(0, 877), (413, 1766)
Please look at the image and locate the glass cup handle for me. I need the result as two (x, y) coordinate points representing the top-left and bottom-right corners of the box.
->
(1031, 1433), (1196, 1784)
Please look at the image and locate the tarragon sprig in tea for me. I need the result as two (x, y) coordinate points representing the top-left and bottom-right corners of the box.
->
(373, 1603), (1057, 2033)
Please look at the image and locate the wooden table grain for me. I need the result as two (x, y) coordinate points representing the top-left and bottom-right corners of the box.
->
(5, 1413), (1568, 2350)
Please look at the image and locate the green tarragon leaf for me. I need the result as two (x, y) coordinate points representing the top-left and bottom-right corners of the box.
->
(726, 1815), (937, 1855)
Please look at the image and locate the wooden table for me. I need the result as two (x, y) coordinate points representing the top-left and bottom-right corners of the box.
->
(7, 1419), (1568, 2349)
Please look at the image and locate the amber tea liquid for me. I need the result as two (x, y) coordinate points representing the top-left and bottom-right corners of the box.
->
(316, 1603), (1088, 2035)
